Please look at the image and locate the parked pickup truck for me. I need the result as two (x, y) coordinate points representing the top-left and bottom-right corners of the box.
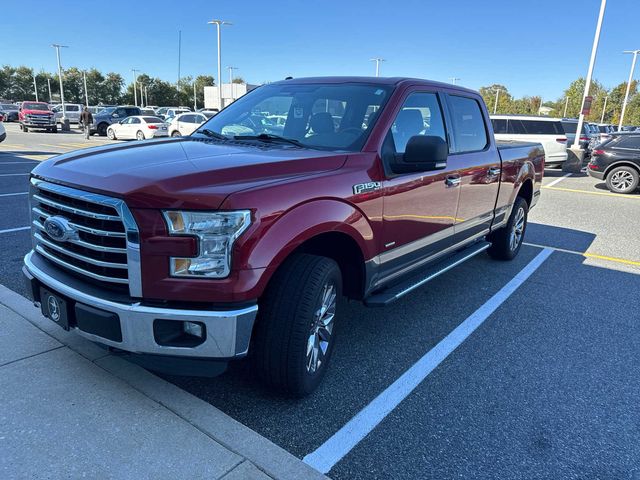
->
(19, 101), (57, 133)
(23, 77), (544, 396)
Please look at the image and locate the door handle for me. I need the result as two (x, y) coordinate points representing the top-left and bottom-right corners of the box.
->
(445, 175), (461, 187)
(488, 167), (501, 176)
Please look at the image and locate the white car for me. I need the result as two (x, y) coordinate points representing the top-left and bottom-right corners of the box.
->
(164, 108), (191, 121)
(490, 115), (569, 167)
(0, 121), (6, 143)
(106, 115), (168, 140)
(168, 112), (208, 137)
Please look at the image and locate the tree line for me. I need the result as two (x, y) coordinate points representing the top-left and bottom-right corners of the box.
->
(0, 65), (244, 107)
(479, 77), (640, 125)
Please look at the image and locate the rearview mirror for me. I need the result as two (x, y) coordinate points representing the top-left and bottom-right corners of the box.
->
(392, 136), (448, 174)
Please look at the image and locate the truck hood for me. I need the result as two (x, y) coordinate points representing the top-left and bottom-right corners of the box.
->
(21, 109), (53, 115)
(32, 137), (348, 209)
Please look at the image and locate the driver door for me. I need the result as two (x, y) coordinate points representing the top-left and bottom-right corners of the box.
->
(379, 90), (461, 280)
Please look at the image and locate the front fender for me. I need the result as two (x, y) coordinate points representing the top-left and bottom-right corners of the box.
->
(239, 199), (375, 272)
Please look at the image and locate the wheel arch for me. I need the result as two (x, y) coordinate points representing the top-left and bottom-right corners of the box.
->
(604, 160), (640, 178)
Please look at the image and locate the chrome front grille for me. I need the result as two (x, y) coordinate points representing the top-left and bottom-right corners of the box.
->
(30, 178), (142, 296)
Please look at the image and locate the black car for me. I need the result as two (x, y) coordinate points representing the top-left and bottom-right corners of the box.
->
(0, 103), (20, 122)
(587, 133), (640, 194)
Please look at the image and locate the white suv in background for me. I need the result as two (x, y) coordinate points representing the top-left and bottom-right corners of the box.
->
(490, 115), (568, 167)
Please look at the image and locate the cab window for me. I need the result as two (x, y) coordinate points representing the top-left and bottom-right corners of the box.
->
(448, 96), (488, 153)
(390, 92), (446, 153)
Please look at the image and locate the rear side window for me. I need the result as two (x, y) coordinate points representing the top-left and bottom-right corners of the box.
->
(491, 119), (507, 134)
(511, 120), (564, 135)
(448, 96), (488, 153)
(613, 136), (640, 149)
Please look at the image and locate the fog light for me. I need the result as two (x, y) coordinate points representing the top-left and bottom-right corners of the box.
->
(183, 321), (204, 338)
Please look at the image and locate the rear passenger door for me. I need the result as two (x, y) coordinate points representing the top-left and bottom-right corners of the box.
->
(445, 94), (501, 243)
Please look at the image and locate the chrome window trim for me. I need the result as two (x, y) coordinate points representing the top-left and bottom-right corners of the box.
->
(30, 178), (142, 297)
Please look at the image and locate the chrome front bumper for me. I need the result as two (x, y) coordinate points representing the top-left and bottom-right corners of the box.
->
(24, 251), (258, 359)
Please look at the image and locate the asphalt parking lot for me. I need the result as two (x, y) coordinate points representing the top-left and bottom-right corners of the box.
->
(2, 123), (640, 479)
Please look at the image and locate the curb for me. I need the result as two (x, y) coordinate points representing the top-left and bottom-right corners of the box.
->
(0, 284), (328, 480)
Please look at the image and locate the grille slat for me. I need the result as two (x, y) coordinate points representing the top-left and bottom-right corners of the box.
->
(30, 179), (140, 294)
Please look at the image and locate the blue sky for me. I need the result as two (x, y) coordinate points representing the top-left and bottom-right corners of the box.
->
(3, 0), (639, 100)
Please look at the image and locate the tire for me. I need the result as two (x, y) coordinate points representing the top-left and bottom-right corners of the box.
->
(97, 123), (108, 136)
(171, 130), (181, 137)
(605, 166), (639, 194)
(52, 126), (57, 133)
(488, 196), (528, 261)
(251, 254), (342, 397)
(107, 128), (116, 140)
(22, 125), (28, 132)
(136, 130), (145, 141)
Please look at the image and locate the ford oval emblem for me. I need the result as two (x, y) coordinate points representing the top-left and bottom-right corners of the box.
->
(43, 216), (75, 242)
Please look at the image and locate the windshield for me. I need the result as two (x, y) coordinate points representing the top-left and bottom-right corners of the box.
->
(22, 102), (49, 111)
(194, 82), (392, 151)
(1, 104), (18, 111)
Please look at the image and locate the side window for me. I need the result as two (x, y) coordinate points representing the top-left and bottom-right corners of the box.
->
(507, 119), (527, 134)
(181, 114), (195, 123)
(491, 119), (507, 134)
(448, 96), (488, 153)
(391, 92), (446, 153)
(114, 108), (126, 117)
(130, 117), (141, 124)
(615, 136), (640, 149)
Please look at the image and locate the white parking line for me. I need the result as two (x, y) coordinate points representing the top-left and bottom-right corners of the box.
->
(303, 248), (554, 474)
(0, 192), (28, 197)
(0, 173), (29, 177)
(0, 226), (30, 234)
(0, 161), (38, 165)
(546, 173), (572, 188)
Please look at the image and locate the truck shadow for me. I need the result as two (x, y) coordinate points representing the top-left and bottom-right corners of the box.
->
(160, 222), (640, 459)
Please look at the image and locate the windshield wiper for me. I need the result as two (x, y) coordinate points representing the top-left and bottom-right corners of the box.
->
(197, 129), (228, 141)
(234, 133), (306, 148)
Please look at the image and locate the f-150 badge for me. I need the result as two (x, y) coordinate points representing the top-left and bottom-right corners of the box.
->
(353, 182), (382, 195)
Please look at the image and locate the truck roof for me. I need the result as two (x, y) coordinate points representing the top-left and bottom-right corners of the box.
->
(270, 76), (478, 95)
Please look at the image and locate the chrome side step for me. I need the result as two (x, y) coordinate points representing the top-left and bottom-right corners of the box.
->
(364, 241), (491, 307)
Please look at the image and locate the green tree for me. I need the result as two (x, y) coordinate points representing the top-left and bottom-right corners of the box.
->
(101, 72), (125, 104)
(232, 77), (245, 84)
(478, 84), (513, 114)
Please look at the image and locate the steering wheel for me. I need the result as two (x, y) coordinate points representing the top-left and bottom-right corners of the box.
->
(340, 127), (363, 135)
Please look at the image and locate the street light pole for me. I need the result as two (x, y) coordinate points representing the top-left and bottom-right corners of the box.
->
(47, 77), (52, 102)
(33, 75), (38, 102)
(227, 66), (238, 100)
(370, 58), (385, 77)
(83, 70), (89, 106)
(208, 19), (232, 111)
(572, 0), (607, 149)
(193, 82), (197, 111)
(51, 44), (68, 124)
(131, 69), (139, 106)
(618, 49), (640, 131)
(140, 82), (144, 107)
(448, 77), (460, 85)
(493, 88), (504, 114)
(600, 95), (608, 123)
(563, 97), (569, 117)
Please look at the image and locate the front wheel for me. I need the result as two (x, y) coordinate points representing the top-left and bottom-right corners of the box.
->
(606, 166), (639, 194)
(171, 130), (181, 137)
(252, 254), (342, 397)
(488, 196), (528, 261)
(107, 128), (116, 140)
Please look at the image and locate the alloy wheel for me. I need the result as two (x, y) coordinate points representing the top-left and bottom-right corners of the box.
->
(306, 283), (336, 374)
(509, 207), (525, 251)
(610, 170), (634, 192)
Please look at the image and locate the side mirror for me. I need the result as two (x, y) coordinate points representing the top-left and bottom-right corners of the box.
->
(392, 136), (448, 174)
(112, 114), (120, 119)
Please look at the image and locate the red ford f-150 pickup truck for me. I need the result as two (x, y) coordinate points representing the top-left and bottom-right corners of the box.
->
(19, 101), (57, 133)
(24, 77), (543, 396)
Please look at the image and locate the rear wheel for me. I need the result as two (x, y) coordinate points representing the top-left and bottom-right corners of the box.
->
(107, 128), (116, 140)
(136, 130), (145, 141)
(22, 125), (28, 132)
(488, 196), (528, 261)
(252, 254), (342, 397)
(97, 123), (108, 136)
(52, 126), (57, 133)
(606, 166), (639, 194)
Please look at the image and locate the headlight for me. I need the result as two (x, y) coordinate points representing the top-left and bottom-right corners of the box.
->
(162, 210), (251, 278)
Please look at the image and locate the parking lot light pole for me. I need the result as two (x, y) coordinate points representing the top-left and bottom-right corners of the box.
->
(47, 77), (52, 102)
(227, 66), (238, 100)
(51, 44), (69, 130)
(448, 77), (460, 85)
(572, 0), (606, 149)
(208, 19), (232, 111)
(563, 97), (569, 117)
(493, 88), (504, 114)
(82, 70), (89, 107)
(601, 95), (608, 123)
(32, 75), (38, 102)
(370, 58), (385, 77)
(193, 82), (197, 110)
(131, 69), (139, 106)
(618, 50), (640, 131)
